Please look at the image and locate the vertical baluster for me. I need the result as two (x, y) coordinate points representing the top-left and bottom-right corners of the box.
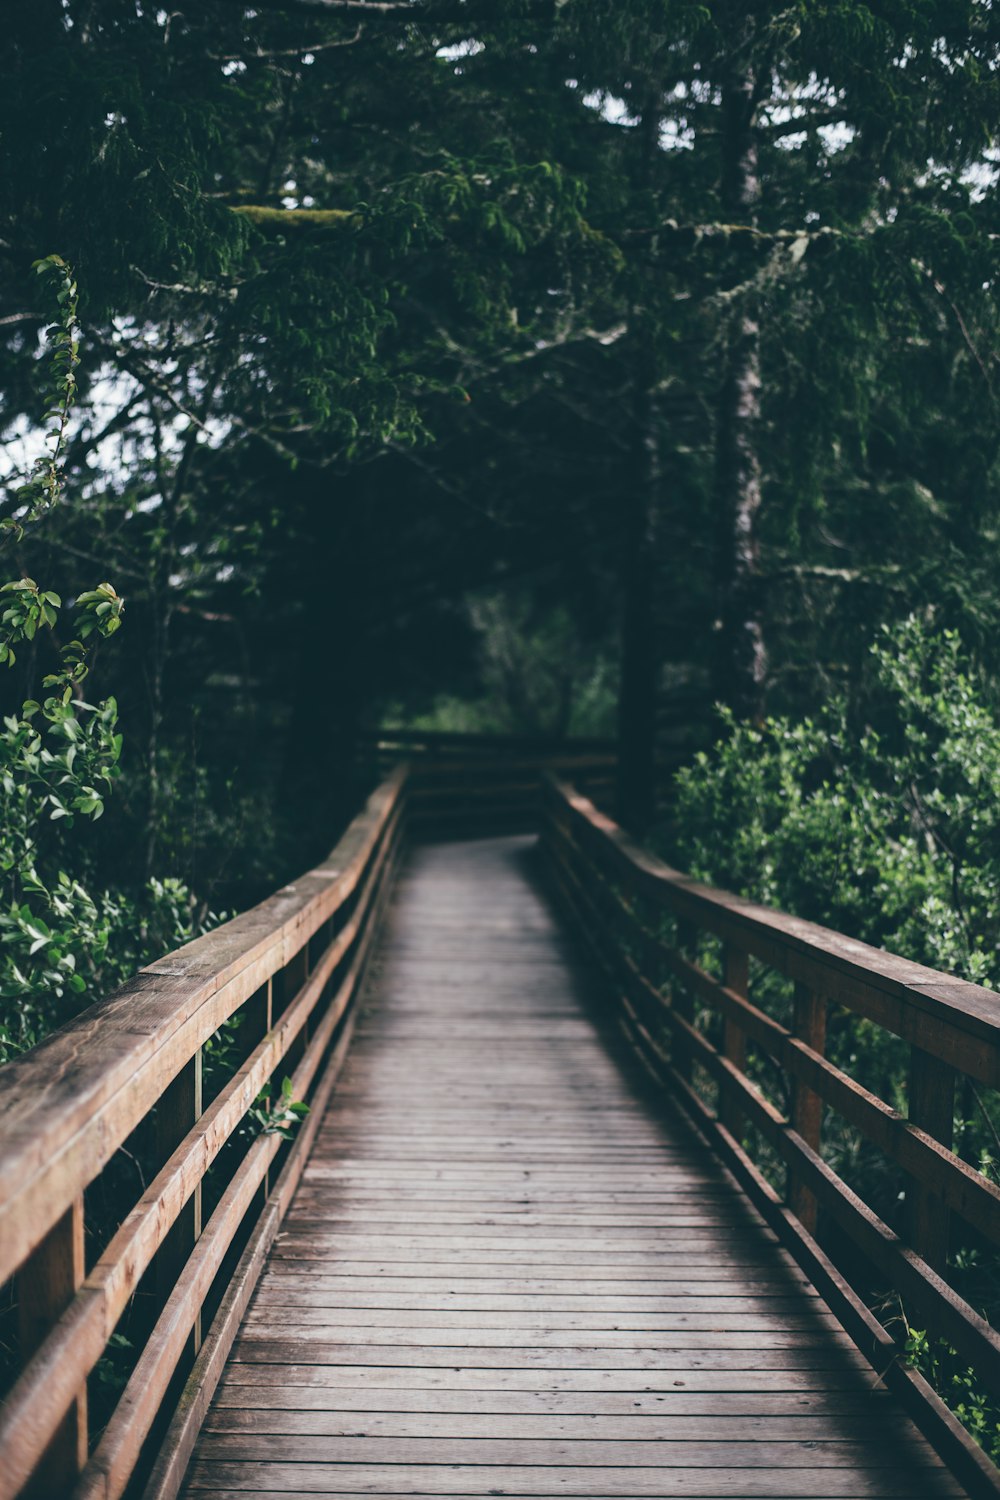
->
(155, 1052), (203, 1354)
(242, 979), (274, 1201)
(720, 945), (749, 1136)
(673, 918), (697, 1081)
(789, 981), (826, 1233)
(906, 1045), (955, 1274)
(19, 1196), (87, 1496)
(277, 945), (310, 1072)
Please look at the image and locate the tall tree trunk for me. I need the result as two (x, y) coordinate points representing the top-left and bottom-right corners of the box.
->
(713, 27), (767, 721)
(616, 90), (662, 834)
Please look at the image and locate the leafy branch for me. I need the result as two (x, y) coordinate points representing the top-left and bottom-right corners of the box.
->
(3, 255), (81, 541)
(247, 1075), (310, 1139)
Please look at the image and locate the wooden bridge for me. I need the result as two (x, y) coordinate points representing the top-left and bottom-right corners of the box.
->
(1, 745), (999, 1498)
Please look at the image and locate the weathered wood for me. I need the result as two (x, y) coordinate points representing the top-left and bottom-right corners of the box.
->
(790, 982), (826, 1232)
(206, 1387), (895, 1417)
(183, 1461), (965, 1497)
(16, 1196), (87, 1498)
(0, 768), (405, 1289)
(720, 944), (749, 1137)
(906, 1045), (956, 1274)
(0, 771), (406, 1500)
(673, 918), (697, 1081)
(181, 834), (966, 1500)
(546, 776), (1000, 1086)
(141, 817), (403, 1500)
(543, 775), (999, 1498)
(155, 1050), (204, 1356)
(0, 813), (399, 1500)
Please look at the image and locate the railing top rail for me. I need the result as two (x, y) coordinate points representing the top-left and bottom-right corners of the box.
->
(0, 765), (408, 1286)
(546, 774), (1000, 1082)
(359, 726), (617, 753)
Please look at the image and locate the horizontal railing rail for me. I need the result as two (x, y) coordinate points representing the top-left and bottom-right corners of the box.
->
(357, 725), (617, 754)
(541, 773), (1000, 1500)
(0, 766), (409, 1500)
(359, 727), (616, 834)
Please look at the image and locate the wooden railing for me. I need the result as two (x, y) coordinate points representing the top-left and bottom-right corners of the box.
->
(542, 774), (1000, 1500)
(358, 726), (616, 833)
(0, 767), (408, 1500)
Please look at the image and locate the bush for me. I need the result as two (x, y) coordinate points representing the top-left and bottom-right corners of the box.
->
(661, 613), (1000, 1458)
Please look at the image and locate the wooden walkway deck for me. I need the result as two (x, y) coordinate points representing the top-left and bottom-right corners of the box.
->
(183, 836), (966, 1499)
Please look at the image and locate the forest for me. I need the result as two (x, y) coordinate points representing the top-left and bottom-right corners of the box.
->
(1, 0), (1000, 1482)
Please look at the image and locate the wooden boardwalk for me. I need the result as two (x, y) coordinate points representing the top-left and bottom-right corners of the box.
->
(183, 836), (966, 1499)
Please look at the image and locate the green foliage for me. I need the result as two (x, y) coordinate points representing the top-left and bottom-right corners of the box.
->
(399, 585), (619, 738)
(670, 615), (1000, 989)
(0, 261), (216, 1059)
(247, 1075), (309, 1141)
(664, 614), (1000, 1454)
(3, 255), (80, 537)
(904, 1325), (1000, 1464)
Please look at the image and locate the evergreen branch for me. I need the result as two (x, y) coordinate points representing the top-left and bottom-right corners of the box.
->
(86, 331), (211, 433)
(203, 0), (525, 15)
(758, 110), (853, 138)
(206, 0), (426, 10)
(210, 25), (364, 60)
(645, 220), (848, 246)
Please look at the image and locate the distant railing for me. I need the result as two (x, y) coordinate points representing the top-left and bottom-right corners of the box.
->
(542, 774), (1000, 1500)
(358, 726), (616, 832)
(0, 767), (408, 1500)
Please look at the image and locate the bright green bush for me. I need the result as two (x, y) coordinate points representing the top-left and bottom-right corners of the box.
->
(662, 613), (1000, 1458)
(0, 259), (213, 1060)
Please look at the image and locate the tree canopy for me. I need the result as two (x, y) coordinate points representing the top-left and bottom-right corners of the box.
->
(0, 0), (997, 914)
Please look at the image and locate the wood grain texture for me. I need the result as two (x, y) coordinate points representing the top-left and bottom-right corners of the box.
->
(181, 836), (966, 1500)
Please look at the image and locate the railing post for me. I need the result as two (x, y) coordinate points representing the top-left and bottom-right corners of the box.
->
(906, 1045), (955, 1273)
(243, 978), (274, 1201)
(672, 918), (697, 1081)
(789, 981), (826, 1233)
(18, 1195), (87, 1496)
(278, 946), (310, 1072)
(720, 944), (748, 1137)
(155, 1052), (203, 1353)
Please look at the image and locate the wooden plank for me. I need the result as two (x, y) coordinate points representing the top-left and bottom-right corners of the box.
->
(215, 1361), (891, 1391)
(906, 1045), (956, 1273)
(789, 982), (826, 1232)
(208, 1387), (896, 1416)
(16, 1196), (87, 1498)
(254, 1272), (815, 1296)
(249, 1288), (821, 1309)
(240, 1307), (842, 1332)
(175, 832), (970, 1500)
(195, 1431), (951, 1468)
(204, 1409), (918, 1441)
(228, 1338), (872, 1370)
(155, 1050), (204, 1356)
(183, 1461), (966, 1497)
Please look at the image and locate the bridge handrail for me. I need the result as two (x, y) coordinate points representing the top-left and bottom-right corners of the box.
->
(0, 765), (409, 1500)
(542, 772), (1000, 1499)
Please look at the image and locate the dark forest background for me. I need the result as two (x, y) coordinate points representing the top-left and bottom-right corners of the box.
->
(2, 0), (1000, 1458)
(0, 0), (997, 1051)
